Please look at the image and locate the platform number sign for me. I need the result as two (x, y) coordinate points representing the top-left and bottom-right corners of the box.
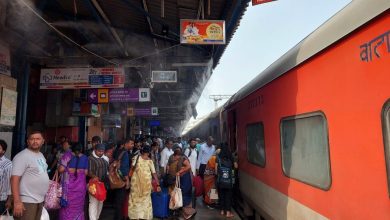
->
(151, 107), (158, 116)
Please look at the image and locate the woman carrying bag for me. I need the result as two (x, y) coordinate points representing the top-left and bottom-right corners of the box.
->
(166, 146), (196, 220)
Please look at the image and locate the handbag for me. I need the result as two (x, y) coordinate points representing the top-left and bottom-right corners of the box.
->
(88, 179), (107, 202)
(169, 176), (183, 210)
(108, 151), (126, 189)
(44, 170), (62, 210)
(1, 210), (14, 220)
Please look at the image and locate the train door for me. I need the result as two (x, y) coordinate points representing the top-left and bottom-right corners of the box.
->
(228, 109), (238, 153)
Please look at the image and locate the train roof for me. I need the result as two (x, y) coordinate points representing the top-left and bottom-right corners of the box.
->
(182, 106), (222, 135)
(224, 0), (389, 108)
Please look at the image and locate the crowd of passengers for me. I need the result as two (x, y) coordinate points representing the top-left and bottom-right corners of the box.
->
(0, 130), (238, 220)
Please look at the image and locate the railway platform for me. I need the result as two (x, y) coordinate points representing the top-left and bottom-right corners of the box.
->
(100, 197), (241, 220)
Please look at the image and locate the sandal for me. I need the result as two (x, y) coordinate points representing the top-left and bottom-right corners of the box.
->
(220, 210), (225, 216)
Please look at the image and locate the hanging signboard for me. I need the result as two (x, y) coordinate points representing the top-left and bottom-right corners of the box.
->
(126, 107), (158, 116)
(252, 0), (276, 6)
(109, 88), (151, 103)
(0, 88), (17, 126)
(180, 19), (225, 45)
(40, 67), (125, 89)
(151, 71), (177, 83)
(0, 43), (11, 76)
(101, 114), (121, 128)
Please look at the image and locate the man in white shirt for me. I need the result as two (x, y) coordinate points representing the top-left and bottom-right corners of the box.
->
(184, 138), (198, 176)
(159, 139), (174, 175)
(0, 139), (12, 214)
(196, 136), (215, 178)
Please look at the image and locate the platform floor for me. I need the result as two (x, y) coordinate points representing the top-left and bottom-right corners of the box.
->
(100, 197), (241, 220)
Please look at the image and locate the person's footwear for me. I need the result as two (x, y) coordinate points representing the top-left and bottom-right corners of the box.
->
(220, 210), (225, 216)
(226, 211), (234, 218)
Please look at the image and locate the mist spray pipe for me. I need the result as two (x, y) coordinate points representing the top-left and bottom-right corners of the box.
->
(18, 0), (119, 66)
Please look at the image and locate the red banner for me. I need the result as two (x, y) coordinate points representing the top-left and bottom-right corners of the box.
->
(252, 0), (276, 6)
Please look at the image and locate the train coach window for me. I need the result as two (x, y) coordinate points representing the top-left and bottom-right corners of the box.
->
(246, 122), (266, 167)
(382, 100), (390, 197)
(280, 112), (331, 190)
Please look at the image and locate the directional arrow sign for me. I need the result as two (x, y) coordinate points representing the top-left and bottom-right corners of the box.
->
(88, 89), (98, 103)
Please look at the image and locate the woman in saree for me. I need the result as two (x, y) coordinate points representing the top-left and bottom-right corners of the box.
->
(203, 147), (221, 206)
(128, 145), (161, 220)
(58, 143), (88, 220)
(166, 146), (196, 219)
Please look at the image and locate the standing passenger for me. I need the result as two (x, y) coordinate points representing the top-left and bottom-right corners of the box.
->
(196, 136), (215, 179)
(184, 138), (198, 175)
(113, 138), (134, 220)
(216, 143), (237, 218)
(160, 139), (174, 175)
(58, 143), (88, 220)
(128, 146), (161, 220)
(0, 139), (12, 214)
(88, 144), (109, 220)
(150, 142), (161, 178)
(11, 130), (50, 220)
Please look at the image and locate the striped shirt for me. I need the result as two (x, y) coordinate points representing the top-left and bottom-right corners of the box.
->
(0, 156), (12, 201)
(88, 151), (109, 181)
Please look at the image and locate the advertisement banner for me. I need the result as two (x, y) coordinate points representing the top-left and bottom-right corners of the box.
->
(0, 88), (17, 126)
(252, 0), (276, 6)
(40, 67), (125, 89)
(0, 43), (11, 76)
(180, 20), (225, 45)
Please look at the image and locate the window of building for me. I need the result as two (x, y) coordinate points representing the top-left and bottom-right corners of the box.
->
(382, 100), (390, 197)
(280, 112), (331, 190)
(246, 122), (266, 167)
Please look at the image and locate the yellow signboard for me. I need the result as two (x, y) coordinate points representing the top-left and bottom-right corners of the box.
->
(98, 89), (109, 103)
(127, 108), (134, 116)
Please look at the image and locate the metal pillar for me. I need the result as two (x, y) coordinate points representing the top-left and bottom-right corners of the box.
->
(78, 116), (86, 149)
(12, 60), (29, 158)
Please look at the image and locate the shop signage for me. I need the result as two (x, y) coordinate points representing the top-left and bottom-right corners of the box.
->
(149, 120), (160, 126)
(180, 19), (225, 45)
(252, 0), (276, 6)
(39, 67), (125, 89)
(0, 43), (11, 76)
(151, 71), (177, 83)
(0, 88), (17, 126)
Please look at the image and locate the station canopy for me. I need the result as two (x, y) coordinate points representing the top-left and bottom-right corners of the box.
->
(0, 0), (249, 133)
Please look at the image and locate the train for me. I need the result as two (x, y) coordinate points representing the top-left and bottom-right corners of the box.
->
(184, 0), (390, 219)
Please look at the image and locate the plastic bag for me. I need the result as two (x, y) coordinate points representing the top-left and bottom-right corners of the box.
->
(169, 176), (183, 210)
(40, 207), (50, 220)
(0, 209), (14, 220)
(88, 179), (107, 202)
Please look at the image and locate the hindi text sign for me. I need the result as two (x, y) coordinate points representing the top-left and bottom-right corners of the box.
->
(180, 20), (225, 45)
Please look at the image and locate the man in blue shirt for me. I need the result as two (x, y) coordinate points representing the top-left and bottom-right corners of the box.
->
(113, 138), (134, 220)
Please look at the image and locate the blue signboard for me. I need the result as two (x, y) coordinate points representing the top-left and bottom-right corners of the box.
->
(149, 120), (160, 127)
(89, 75), (114, 85)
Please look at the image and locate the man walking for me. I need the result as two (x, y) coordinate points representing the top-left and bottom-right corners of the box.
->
(11, 130), (50, 220)
(184, 138), (198, 175)
(196, 136), (215, 178)
(0, 139), (12, 214)
(160, 139), (174, 175)
(88, 143), (109, 220)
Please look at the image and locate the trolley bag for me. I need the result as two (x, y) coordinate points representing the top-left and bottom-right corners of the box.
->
(152, 187), (170, 218)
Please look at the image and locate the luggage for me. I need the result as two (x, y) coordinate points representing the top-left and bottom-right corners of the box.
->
(193, 175), (204, 197)
(169, 176), (183, 210)
(44, 170), (62, 210)
(152, 187), (170, 218)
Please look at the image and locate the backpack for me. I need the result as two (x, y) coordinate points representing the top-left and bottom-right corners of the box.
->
(108, 150), (126, 189)
(217, 156), (233, 189)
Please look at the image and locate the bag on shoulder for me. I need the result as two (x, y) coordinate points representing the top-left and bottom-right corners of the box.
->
(44, 170), (62, 210)
(108, 151), (126, 189)
(217, 157), (233, 189)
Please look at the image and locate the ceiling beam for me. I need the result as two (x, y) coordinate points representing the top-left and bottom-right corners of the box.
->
(89, 0), (129, 56)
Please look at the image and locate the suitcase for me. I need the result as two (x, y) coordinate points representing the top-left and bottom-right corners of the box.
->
(152, 187), (170, 218)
